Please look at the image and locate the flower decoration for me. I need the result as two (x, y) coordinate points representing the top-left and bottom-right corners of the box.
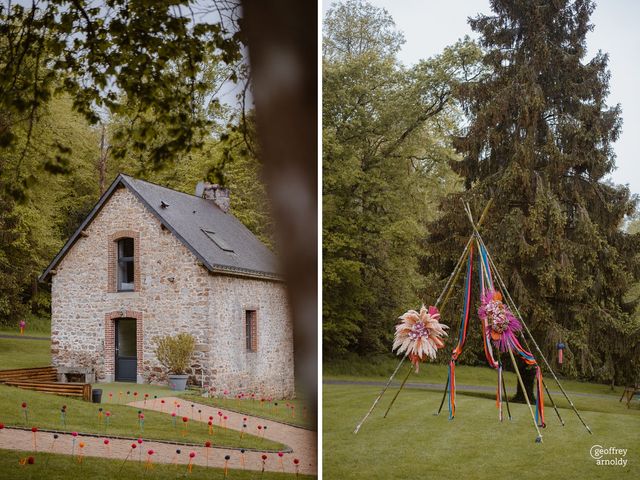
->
(478, 290), (522, 352)
(392, 305), (448, 372)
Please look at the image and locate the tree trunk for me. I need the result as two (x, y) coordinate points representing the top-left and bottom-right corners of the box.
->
(511, 360), (536, 404)
(241, 0), (317, 427)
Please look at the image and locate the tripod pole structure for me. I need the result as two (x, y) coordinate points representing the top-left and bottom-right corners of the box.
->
(464, 206), (591, 435)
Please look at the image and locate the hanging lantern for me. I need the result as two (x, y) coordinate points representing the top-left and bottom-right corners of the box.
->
(557, 342), (566, 364)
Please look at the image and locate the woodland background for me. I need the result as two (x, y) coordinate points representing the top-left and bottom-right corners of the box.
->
(323, 0), (640, 388)
(0, 1), (273, 333)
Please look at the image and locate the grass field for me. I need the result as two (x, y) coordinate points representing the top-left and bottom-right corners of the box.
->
(0, 384), (286, 451)
(180, 392), (313, 429)
(323, 356), (639, 480)
(0, 448), (312, 480)
(324, 354), (628, 397)
(0, 337), (51, 369)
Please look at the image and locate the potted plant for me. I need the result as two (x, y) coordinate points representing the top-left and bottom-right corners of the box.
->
(153, 333), (196, 391)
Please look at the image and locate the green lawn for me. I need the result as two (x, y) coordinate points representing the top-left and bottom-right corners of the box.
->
(94, 382), (182, 402)
(0, 337), (51, 369)
(180, 392), (314, 429)
(324, 383), (639, 480)
(0, 385), (286, 451)
(0, 448), (313, 480)
(324, 354), (629, 397)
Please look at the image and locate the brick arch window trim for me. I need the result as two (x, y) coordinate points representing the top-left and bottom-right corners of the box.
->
(104, 310), (144, 380)
(108, 230), (141, 292)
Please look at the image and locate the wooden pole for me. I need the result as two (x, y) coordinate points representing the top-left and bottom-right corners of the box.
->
(383, 364), (414, 418)
(507, 346), (543, 443)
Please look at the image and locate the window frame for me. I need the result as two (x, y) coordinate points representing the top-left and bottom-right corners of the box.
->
(117, 237), (135, 292)
(245, 309), (258, 353)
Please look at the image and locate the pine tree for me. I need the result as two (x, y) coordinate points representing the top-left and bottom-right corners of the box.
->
(428, 0), (640, 395)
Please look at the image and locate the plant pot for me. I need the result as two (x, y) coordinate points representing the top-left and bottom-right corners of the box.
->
(168, 374), (188, 391)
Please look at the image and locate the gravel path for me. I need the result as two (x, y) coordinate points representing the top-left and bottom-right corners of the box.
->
(0, 396), (317, 475)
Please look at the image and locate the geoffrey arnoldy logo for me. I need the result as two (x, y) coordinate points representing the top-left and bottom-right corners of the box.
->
(589, 445), (628, 467)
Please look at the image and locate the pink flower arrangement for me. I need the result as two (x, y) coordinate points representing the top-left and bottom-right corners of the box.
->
(478, 290), (522, 352)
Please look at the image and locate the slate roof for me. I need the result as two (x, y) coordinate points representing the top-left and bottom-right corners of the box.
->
(40, 174), (281, 282)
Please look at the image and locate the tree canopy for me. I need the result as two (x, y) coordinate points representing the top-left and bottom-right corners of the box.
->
(322, 0), (480, 356)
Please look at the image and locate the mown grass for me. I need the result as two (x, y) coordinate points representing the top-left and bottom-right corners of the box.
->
(323, 383), (640, 480)
(180, 393), (313, 429)
(324, 354), (628, 397)
(0, 337), (51, 369)
(94, 382), (182, 402)
(0, 448), (314, 480)
(0, 385), (286, 451)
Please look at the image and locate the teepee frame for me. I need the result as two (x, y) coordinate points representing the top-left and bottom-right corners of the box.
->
(353, 201), (592, 441)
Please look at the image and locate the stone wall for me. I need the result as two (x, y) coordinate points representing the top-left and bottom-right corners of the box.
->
(208, 276), (295, 398)
(50, 185), (294, 397)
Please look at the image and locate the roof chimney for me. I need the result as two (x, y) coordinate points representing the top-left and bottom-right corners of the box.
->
(196, 181), (231, 213)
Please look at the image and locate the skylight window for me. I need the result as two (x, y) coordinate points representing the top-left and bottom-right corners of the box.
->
(202, 229), (234, 252)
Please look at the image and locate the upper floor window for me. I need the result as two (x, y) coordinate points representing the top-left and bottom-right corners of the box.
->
(117, 238), (135, 291)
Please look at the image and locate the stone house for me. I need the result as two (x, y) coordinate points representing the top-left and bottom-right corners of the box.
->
(39, 174), (294, 398)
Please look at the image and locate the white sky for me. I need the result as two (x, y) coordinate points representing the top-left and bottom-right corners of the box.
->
(322, 0), (640, 195)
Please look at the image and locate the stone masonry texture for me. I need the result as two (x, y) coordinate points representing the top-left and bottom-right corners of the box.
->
(50, 186), (294, 397)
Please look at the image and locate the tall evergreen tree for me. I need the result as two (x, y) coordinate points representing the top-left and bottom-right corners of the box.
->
(428, 0), (640, 392)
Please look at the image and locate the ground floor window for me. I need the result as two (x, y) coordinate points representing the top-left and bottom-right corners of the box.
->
(245, 310), (257, 352)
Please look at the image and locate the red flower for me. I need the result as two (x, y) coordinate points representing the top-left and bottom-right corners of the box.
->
(182, 416), (188, 423)
(103, 439), (110, 445)
(161, 400), (165, 404)
(209, 416), (213, 421)
(0, 423), (4, 429)
(205, 441), (211, 447)
(71, 432), (78, 437)
(131, 443), (137, 449)
(278, 452), (283, 457)
(27, 456), (34, 464)
(189, 451), (196, 458)
(31, 427), (37, 432)
(21, 402), (27, 408)
(105, 411), (111, 417)
(137, 438), (143, 444)
(261, 454), (267, 461)
(293, 458), (300, 465)
(147, 449), (154, 455)
(208, 421), (213, 426)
